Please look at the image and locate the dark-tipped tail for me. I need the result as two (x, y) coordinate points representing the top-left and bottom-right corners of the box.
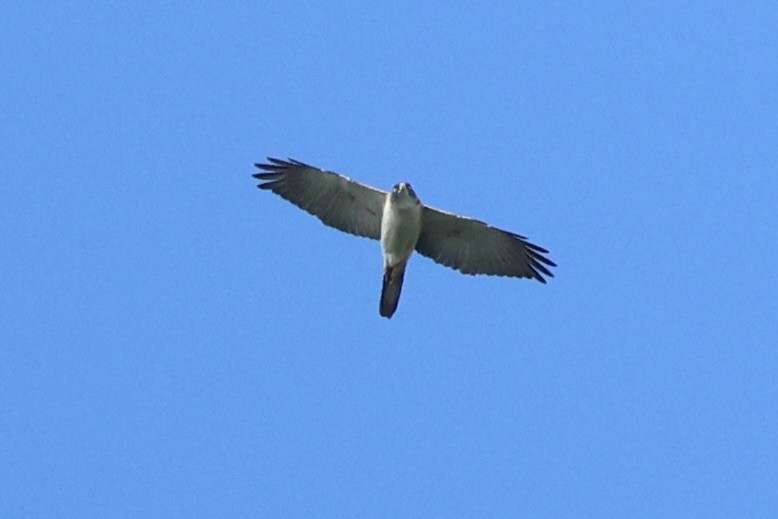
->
(380, 263), (406, 319)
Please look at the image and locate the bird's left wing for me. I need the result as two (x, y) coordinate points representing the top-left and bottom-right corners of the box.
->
(415, 207), (556, 282)
(253, 158), (387, 240)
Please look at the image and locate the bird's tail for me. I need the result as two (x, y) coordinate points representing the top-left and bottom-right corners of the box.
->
(380, 262), (407, 319)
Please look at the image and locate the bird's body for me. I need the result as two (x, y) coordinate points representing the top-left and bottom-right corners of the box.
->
(381, 183), (423, 267)
(379, 183), (423, 317)
(253, 158), (555, 318)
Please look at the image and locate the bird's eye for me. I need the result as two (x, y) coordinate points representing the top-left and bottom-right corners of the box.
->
(393, 183), (400, 191)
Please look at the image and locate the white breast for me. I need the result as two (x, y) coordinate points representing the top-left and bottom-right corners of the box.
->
(380, 193), (422, 267)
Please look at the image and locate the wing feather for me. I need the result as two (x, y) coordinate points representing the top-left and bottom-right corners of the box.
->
(253, 158), (386, 240)
(415, 207), (556, 282)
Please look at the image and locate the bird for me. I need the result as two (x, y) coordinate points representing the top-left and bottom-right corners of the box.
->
(253, 158), (556, 318)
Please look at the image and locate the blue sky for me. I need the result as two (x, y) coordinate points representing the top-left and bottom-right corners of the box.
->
(2, 2), (777, 517)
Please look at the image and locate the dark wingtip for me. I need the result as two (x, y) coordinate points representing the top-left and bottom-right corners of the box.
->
(252, 159), (287, 189)
(531, 259), (554, 278)
(524, 241), (550, 254)
(253, 171), (282, 179)
(253, 157), (294, 187)
(255, 161), (281, 171)
(255, 157), (313, 173)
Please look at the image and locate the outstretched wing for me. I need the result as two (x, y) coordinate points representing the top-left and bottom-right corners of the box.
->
(415, 207), (556, 282)
(253, 158), (387, 240)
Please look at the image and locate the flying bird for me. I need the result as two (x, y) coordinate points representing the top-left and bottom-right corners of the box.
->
(253, 158), (555, 318)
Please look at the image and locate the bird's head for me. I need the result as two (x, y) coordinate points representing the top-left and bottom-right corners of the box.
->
(392, 182), (419, 205)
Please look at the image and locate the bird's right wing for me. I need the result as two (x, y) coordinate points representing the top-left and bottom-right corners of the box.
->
(253, 158), (387, 240)
(415, 206), (556, 282)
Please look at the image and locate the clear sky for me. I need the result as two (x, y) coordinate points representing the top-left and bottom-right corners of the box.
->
(2, 2), (777, 517)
